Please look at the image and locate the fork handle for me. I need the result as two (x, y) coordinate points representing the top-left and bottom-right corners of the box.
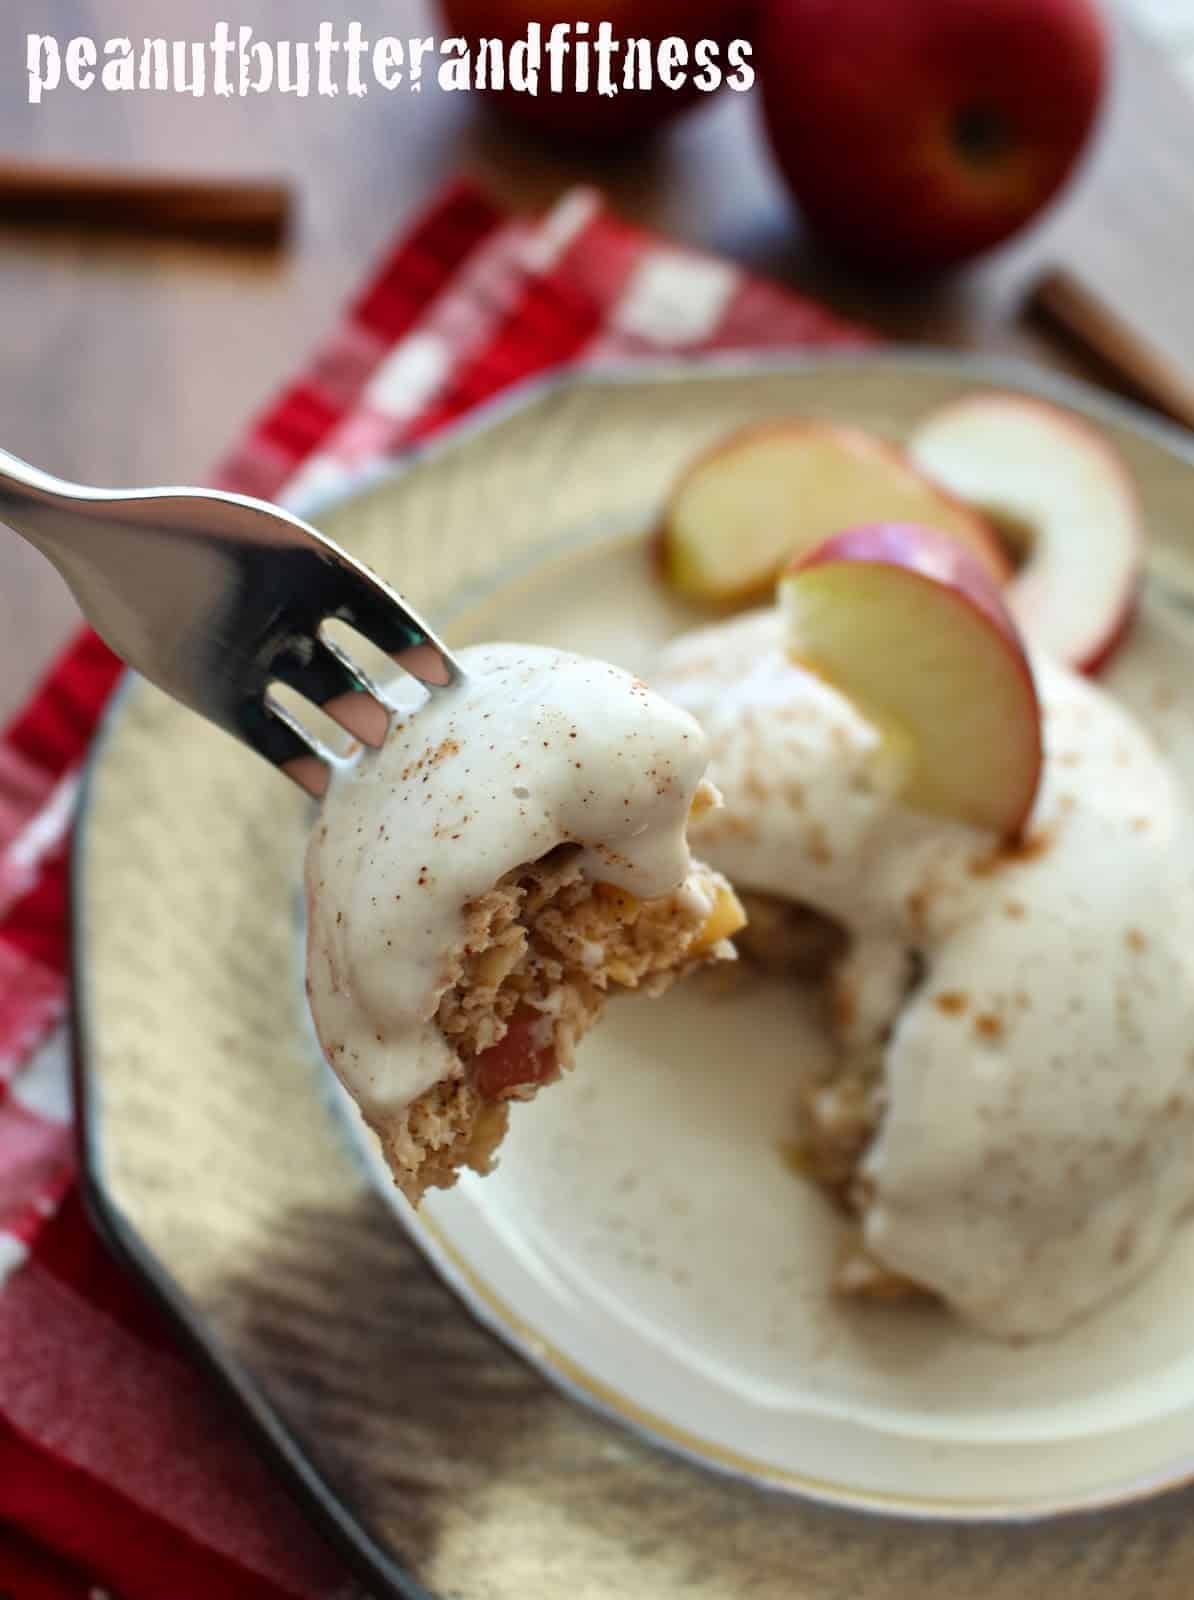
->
(0, 445), (88, 500)
(0, 447), (105, 556)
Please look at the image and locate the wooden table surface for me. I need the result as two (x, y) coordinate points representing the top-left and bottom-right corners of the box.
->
(2, 0), (1192, 726)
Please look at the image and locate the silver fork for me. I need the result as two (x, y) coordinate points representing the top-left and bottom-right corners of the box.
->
(0, 447), (465, 796)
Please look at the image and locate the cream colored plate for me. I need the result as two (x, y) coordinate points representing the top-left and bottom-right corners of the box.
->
(77, 355), (1194, 1599)
(339, 515), (1194, 1516)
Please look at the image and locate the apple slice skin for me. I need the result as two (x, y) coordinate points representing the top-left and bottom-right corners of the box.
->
(780, 523), (1044, 839)
(659, 419), (1011, 605)
(791, 519), (1019, 630)
(1079, 601), (1137, 678)
(909, 392), (1144, 674)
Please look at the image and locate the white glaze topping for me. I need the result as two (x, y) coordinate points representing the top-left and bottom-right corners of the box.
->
(656, 608), (1194, 1339)
(306, 642), (712, 1117)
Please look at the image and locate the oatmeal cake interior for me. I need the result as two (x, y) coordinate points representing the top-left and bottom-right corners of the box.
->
(372, 845), (742, 1203)
(732, 889), (925, 1301)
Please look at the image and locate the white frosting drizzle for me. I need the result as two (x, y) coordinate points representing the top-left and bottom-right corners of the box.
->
(306, 643), (711, 1116)
(656, 608), (1194, 1339)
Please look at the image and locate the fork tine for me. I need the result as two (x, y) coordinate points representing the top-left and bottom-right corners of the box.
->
(329, 568), (463, 691)
(270, 633), (390, 746)
(243, 694), (331, 797)
(271, 631), (369, 704)
(393, 642), (455, 688)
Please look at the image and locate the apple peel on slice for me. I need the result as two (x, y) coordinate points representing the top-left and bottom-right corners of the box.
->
(660, 421), (1011, 604)
(909, 392), (1143, 673)
(779, 523), (1043, 838)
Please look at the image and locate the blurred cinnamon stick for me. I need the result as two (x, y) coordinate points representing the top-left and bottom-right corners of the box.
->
(1029, 266), (1194, 432)
(0, 160), (290, 246)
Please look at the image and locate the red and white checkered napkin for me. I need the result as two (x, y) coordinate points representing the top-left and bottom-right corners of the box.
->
(0, 180), (870, 1600)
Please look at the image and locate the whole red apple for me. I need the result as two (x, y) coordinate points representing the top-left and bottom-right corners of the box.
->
(437, 0), (752, 142)
(759, 0), (1107, 272)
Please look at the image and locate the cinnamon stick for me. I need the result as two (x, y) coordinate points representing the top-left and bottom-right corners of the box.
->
(1029, 266), (1194, 432)
(0, 160), (291, 247)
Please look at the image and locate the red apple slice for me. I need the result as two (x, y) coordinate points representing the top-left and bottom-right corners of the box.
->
(660, 421), (1011, 603)
(778, 523), (1042, 837)
(909, 393), (1143, 673)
